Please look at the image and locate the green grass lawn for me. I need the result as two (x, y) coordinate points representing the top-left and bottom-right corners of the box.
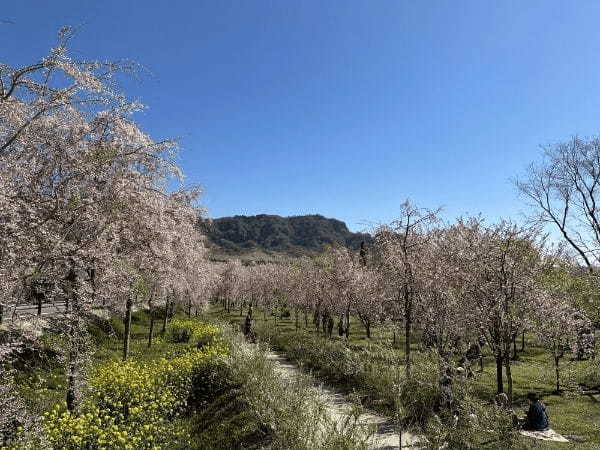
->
(13, 309), (190, 417)
(205, 304), (600, 449)
(11, 309), (268, 449)
(12, 305), (597, 448)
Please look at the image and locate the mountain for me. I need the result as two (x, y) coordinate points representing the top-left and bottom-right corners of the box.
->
(199, 214), (372, 256)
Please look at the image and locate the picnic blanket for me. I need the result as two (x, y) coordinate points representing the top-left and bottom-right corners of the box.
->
(520, 428), (569, 443)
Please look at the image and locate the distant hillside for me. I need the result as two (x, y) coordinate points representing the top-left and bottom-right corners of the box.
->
(199, 214), (372, 255)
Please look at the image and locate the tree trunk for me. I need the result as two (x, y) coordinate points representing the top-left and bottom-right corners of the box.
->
(555, 355), (561, 393)
(504, 350), (513, 404)
(521, 331), (525, 352)
(148, 295), (155, 348)
(304, 309), (308, 328)
(0, 303), (4, 324)
(65, 267), (79, 412)
(479, 353), (484, 372)
(37, 293), (43, 316)
(123, 296), (133, 361)
(295, 308), (299, 331)
(345, 304), (351, 339)
(405, 311), (412, 376)
(364, 320), (371, 339)
(512, 336), (519, 361)
(495, 353), (504, 394)
(162, 298), (169, 334)
(187, 294), (192, 317)
(66, 346), (78, 412)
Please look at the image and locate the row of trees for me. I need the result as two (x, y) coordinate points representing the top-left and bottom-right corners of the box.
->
(210, 206), (596, 404)
(0, 29), (212, 420)
(3, 26), (600, 444)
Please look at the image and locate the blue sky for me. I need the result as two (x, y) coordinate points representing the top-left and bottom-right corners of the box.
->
(3, 1), (600, 231)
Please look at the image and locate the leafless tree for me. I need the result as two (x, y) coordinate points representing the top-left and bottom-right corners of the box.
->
(517, 136), (600, 272)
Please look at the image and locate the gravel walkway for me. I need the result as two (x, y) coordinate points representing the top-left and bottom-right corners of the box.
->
(266, 351), (423, 449)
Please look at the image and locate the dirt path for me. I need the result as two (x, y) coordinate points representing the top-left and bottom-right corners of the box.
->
(266, 351), (423, 449)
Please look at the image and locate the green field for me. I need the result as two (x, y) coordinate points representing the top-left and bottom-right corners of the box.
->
(9, 305), (599, 449)
(11, 310), (268, 449)
(205, 305), (600, 449)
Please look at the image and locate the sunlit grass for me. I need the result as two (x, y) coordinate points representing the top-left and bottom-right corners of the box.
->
(206, 304), (600, 448)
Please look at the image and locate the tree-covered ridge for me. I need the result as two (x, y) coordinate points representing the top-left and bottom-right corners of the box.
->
(200, 214), (372, 254)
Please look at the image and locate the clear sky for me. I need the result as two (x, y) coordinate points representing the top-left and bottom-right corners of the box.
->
(3, 1), (600, 231)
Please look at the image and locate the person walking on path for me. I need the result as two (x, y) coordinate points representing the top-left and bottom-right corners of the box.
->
(243, 307), (256, 343)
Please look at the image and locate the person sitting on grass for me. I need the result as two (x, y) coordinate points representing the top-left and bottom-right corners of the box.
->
(521, 392), (549, 431)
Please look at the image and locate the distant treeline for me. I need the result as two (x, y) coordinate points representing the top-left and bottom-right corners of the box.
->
(199, 214), (372, 255)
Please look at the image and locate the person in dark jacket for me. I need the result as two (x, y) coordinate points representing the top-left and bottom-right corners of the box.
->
(521, 392), (549, 431)
(243, 308), (256, 343)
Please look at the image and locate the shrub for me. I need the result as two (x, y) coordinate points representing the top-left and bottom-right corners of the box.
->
(43, 402), (185, 450)
(422, 396), (518, 449)
(577, 357), (600, 389)
(253, 324), (407, 410)
(397, 352), (445, 428)
(392, 351), (518, 449)
(262, 329), (365, 384)
(165, 320), (219, 347)
(220, 325), (373, 450)
(44, 326), (228, 449)
(189, 357), (234, 408)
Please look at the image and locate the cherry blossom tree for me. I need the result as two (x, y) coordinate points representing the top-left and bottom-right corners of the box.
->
(0, 28), (208, 415)
(416, 227), (472, 360)
(374, 201), (440, 375)
(451, 218), (548, 402)
(320, 246), (361, 339)
(531, 292), (591, 392)
(214, 260), (243, 313)
(353, 267), (385, 339)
